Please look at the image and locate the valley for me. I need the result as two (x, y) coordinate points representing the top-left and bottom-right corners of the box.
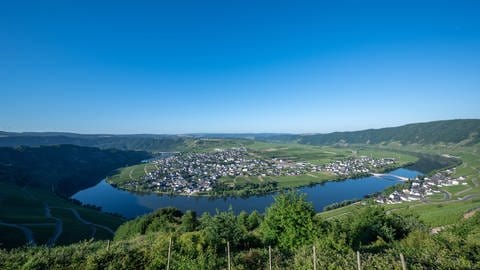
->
(1, 119), (480, 269)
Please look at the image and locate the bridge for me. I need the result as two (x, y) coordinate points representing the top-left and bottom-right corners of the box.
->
(372, 173), (410, 181)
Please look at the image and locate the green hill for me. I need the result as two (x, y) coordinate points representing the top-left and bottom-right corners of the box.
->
(0, 145), (150, 249)
(3, 119), (479, 151)
(298, 119), (480, 145)
(0, 133), (257, 153)
(0, 145), (151, 196)
(1, 192), (479, 269)
(0, 133), (187, 152)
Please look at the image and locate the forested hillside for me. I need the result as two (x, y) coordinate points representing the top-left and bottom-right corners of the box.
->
(0, 133), (187, 152)
(0, 145), (151, 196)
(2, 120), (479, 150)
(1, 191), (479, 269)
(298, 119), (480, 145)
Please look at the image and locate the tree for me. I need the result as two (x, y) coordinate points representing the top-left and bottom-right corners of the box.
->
(246, 210), (262, 231)
(202, 208), (243, 249)
(260, 190), (317, 250)
(238, 211), (249, 231)
(179, 210), (198, 232)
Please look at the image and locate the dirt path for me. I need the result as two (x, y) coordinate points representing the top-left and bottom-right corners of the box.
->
(144, 164), (150, 175)
(430, 226), (445, 234)
(0, 220), (36, 246)
(463, 207), (480, 219)
(128, 168), (135, 180)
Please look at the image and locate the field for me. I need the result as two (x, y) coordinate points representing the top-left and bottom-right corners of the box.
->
(108, 141), (419, 192)
(219, 171), (334, 188)
(319, 143), (480, 228)
(0, 182), (124, 249)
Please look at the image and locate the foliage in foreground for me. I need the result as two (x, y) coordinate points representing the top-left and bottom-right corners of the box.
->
(1, 191), (479, 269)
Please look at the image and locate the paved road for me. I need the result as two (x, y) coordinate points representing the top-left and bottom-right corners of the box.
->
(472, 177), (479, 187)
(67, 208), (97, 237)
(458, 194), (480, 201)
(455, 186), (473, 196)
(71, 208), (115, 235)
(44, 203), (63, 247)
(442, 190), (452, 200)
(0, 220), (36, 246)
(64, 208), (115, 235)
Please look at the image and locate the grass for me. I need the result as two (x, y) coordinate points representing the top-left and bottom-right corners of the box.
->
(94, 227), (115, 240)
(108, 163), (149, 184)
(0, 225), (27, 249)
(0, 184), (51, 224)
(318, 198), (480, 227)
(109, 141), (419, 193)
(27, 225), (55, 246)
(442, 184), (472, 197)
(273, 172), (333, 187)
(51, 208), (93, 244)
(352, 147), (418, 166)
(77, 209), (124, 230)
(247, 142), (352, 165)
(319, 143), (480, 228)
(317, 203), (362, 219)
(219, 171), (335, 189)
(0, 181), (124, 248)
(397, 199), (480, 227)
(427, 192), (445, 201)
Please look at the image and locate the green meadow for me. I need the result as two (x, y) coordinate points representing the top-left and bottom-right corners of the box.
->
(0, 182), (124, 249)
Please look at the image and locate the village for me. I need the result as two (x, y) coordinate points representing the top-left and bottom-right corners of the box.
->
(322, 156), (396, 176)
(375, 168), (468, 204)
(123, 148), (402, 195)
(133, 147), (309, 194)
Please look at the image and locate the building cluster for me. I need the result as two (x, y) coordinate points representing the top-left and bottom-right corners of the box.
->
(129, 148), (312, 195)
(375, 168), (467, 204)
(121, 148), (404, 195)
(322, 156), (396, 176)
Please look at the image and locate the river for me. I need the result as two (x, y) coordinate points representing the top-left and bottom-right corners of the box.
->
(72, 168), (421, 218)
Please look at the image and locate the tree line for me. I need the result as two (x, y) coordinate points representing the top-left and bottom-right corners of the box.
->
(1, 190), (479, 269)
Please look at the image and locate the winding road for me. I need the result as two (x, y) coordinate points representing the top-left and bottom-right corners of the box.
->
(442, 190), (452, 200)
(48, 207), (115, 237)
(0, 220), (36, 246)
(44, 202), (63, 247)
(67, 208), (115, 235)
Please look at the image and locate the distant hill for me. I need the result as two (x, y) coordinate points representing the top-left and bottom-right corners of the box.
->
(2, 119), (479, 149)
(298, 119), (480, 146)
(0, 145), (151, 196)
(0, 133), (187, 152)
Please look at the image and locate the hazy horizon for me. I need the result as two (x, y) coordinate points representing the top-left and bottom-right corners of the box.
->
(2, 118), (479, 135)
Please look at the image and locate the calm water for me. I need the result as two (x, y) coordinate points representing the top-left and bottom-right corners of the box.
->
(72, 168), (421, 218)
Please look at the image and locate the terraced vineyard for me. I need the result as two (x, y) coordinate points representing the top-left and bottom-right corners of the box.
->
(0, 181), (124, 249)
(319, 144), (480, 229)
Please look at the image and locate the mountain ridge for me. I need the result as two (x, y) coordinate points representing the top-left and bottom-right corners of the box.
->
(1, 119), (479, 149)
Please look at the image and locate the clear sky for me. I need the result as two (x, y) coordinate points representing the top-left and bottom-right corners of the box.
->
(1, 1), (479, 134)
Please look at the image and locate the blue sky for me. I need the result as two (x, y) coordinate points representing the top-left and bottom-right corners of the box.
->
(1, 1), (479, 134)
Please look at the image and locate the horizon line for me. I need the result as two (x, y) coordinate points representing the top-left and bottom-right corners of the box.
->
(2, 118), (478, 136)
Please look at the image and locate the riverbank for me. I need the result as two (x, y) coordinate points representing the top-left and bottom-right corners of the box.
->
(106, 163), (412, 198)
(73, 168), (420, 218)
